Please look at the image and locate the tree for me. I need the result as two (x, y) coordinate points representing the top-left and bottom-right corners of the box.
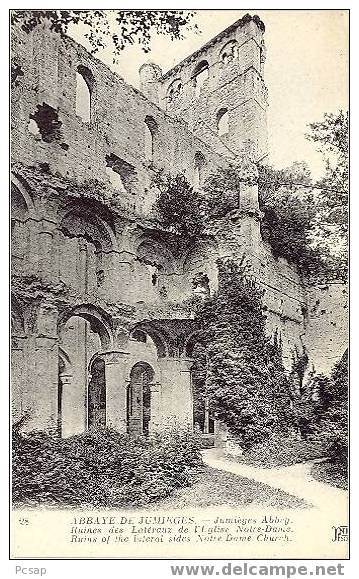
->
(193, 257), (293, 449)
(315, 350), (348, 468)
(11, 10), (196, 63)
(153, 172), (205, 238)
(257, 162), (319, 274)
(306, 111), (348, 257)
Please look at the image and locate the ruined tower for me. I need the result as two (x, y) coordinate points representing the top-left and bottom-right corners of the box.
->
(140, 14), (268, 163)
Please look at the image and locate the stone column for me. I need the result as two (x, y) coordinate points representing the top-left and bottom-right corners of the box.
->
(159, 357), (193, 430)
(103, 351), (130, 433)
(11, 336), (28, 422)
(29, 336), (58, 431)
(59, 373), (76, 438)
(77, 238), (88, 293)
(149, 381), (162, 433)
(26, 218), (40, 274)
(178, 358), (194, 429)
(101, 250), (135, 303)
(23, 301), (59, 432)
(38, 218), (58, 282)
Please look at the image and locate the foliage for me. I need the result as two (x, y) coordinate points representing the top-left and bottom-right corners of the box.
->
(12, 425), (203, 507)
(238, 434), (324, 468)
(11, 10), (196, 63)
(236, 350), (348, 482)
(310, 460), (347, 490)
(306, 111), (348, 240)
(258, 162), (322, 275)
(192, 257), (293, 449)
(306, 111), (348, 273)
(153, 171), (206, 238)
(200, 165), (243, 219)
(313, 351), (348, 469)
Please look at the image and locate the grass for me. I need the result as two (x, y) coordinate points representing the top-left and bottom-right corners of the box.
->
(152, 466), (310, 510)
(310, 460), (348, 490)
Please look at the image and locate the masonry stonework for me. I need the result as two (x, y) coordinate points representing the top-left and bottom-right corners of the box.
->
(11, 15), (347, 437)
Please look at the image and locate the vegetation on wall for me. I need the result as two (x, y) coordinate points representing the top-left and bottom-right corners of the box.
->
(257, 162), (317, 271)
(153, 171), (206, 238)
(191, 257), (293, 449)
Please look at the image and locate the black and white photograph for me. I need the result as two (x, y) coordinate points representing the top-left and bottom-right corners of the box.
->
(9, 7), (349, 560)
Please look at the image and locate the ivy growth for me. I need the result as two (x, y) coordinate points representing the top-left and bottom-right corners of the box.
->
(192, 257), (293, 449)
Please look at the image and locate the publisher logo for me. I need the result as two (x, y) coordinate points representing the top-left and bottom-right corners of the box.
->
(332, 525), (348, 542)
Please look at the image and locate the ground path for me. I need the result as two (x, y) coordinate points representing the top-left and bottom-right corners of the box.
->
(202, 448), (348, 511)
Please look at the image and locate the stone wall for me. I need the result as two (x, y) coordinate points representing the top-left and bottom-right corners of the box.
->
(11, 16), (347, 438)
(12, 23), (228, 217)
(154, 15), (268, 162)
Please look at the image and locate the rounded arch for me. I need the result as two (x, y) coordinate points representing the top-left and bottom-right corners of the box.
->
(144, 115), (158, 134)
(58, 347), (72, 377)
(183, 330), (201, 358)
(167, 78), (182, 102)
(128, 361), (155, 435)
(219, 40), (239, 64)
(59, 203), (117, 252)
(144, 115), (158, 161)
(131, 329), (147, 343)
(217, 107), (229, 136)
(58, 304), (113, 350)
(136, 234), (175, 273)
(88, 355), (106, 428)
(130, 322), (168, 358)
(193, 60), (209, 97)
(181, 238), (218, 271)
(130, 361), (155, 381)
(193, 60), (209, 77)
(11, 175), (36, 219)
(76, 65), (95, 123)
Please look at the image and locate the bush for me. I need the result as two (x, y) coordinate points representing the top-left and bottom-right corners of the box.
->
(12, 425), (203, 508)
(237, 434), (325, 468)
(311, 460), (348, 490)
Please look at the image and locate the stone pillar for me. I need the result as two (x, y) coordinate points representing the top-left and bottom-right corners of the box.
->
(78, 239), (88, 293)
(38, 218), (58, 282)
(23, 301), (59, 432)
(11, 336), (28, 422)
(103, 351), (130, 433)
(59, 373), (77, 438)
(159, 357), (193, 429)
(149, 381), (162, 433)
(240, 182), (259, 212)
(101, 250), (135, 303)
(28, 336), (58, 431)
(26, 218), (40, 274)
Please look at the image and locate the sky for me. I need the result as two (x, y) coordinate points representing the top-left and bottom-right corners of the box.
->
(70, 9), (348, 180)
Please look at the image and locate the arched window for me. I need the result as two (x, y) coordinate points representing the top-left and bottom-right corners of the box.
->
(131, 329), (147, 343)
(76, 65), (94, 123)
(167, 79), (182, 103)
(193, 151), (206, 190)
(144, 115), (158, 161)
(219, 40), (239, 65)
(193, 60), (209, 98)
(217, 108), (229, 136)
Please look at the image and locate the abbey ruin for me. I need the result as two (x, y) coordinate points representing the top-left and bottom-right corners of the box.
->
(11, 14), (347, 438)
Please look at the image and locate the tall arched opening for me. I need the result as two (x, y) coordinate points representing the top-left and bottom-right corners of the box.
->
(88, 356), (106, 428)
(127, 362), (154, 435)
(58, 305), (112, 436)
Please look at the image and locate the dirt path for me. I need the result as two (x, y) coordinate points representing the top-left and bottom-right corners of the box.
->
(202, 448), (348, 512)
